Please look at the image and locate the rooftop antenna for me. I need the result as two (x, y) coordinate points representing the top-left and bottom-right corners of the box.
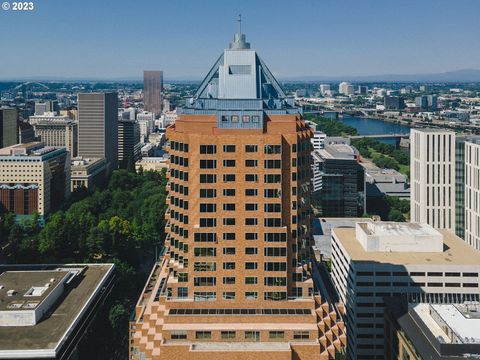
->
(237, 14), (242, 34)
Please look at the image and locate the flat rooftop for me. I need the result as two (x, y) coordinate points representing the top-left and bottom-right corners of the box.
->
(431, 304), (480, 344)
(332, 226), (480, 265)
(0, 270), (70, 312)
(0, 264), (114, 358)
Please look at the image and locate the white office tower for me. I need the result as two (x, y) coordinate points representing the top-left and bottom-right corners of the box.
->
(311, 131), (326, 150)
(339, 82), (354, 96)
(319, 84), (331, 96)
(464, 139), (480, 250)
(410, 129), (456, 230)
(331, 220), (480, 360)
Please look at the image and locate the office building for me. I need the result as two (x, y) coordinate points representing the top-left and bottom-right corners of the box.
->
(0, 264), (114, 359)
(311, 131), (326, 150)
(130, 32), (346, 360)
(410, 129), (456, 230)
(311, 144), (365, 217)
(32, 117), (78, 156)
(70, 157), (107, 192)
(34, 100), (59, 116)
(384, 95), (405, 110)
(427, 94), (438, 111)
(144, 71), (163, 117)
(464, 138), (480, 250)
(137, 111), (155, 143)
(338, 82), (354, 96)
(331, 220), (480, 360)
(18, 120), (35, 144)
(0, 108), (18, 148)
(357, 86), (368, 95)
(118, 120), (141, 168)
(385, 298), (480, 360)
(0, 142), (70, 220)
(415, 95), (428, 110)
(319, 84), (330, 96)
(78, 92), (118, 172)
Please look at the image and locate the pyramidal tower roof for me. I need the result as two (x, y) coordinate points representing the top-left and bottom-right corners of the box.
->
(180, 31), (300, 128)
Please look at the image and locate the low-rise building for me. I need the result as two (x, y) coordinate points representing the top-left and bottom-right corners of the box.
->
(0, 142), (70, 220)
(385, 298), (480, 359)
(135, 156), (168, 172)
(70, 157), (107, 192)
(365, 168), (410, 199)
(0, 264), (115, 359)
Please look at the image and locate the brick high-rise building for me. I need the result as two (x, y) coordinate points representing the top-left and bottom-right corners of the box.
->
(144, 70), (163, 117)
(130, 32), (346, 360)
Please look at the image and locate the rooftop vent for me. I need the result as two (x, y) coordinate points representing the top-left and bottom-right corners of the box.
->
(7, 290), (16, 296)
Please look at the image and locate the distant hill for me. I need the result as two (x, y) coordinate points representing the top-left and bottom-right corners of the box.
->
(280, 69), (480, 83)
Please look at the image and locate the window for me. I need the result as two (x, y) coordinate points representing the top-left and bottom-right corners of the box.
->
(171, 331), (187, 340)
(223, 189), (236, 196)
(245, 174), (258, 182)
(245, 189), (258, 196)
(245, 145), (258, 153)
(223, 145), (236, 152)
(269, 331), (284, 339)
(200, 189), (217, 198)
(200, 203), (216, 212)
(245, 331), (260, 341)
(264, 292), (287, 301)
(194, 277), (216, 286)
(223, 218), (235, 225)
(264, 204), (281, 212)
(245, 276), (258, 284)
(200, 159), (216, 169)
(200, 145), (216, 154)
(194, 248), (216, 257)
(223, 277), (235, 284)
(200, 174), (216, 183)
(231, 115), (239, 123)
(221, 115), (228, 122)
(223, 247), (236, 255)
(223, 203), (236, 211)
(245, 159), (257, 167)
(221, 331), (236, 339)
(223, 159), (236, 167)
(264, 145), (281, 154)
(245, 218), (258, 226)
(264, 262), (287, 271)
(264, 174), (281, 183)
(194, 262), (216, 272)
(196, 331), (212, 339)
(245, 233), (258, 240)
(293, 331), (309, 340)
(264, 277), (287, 286)
(245, 292), (258, 300)
(245, 203), (258, 211)
(223, 262), (236, 270)
(223, 174), (236, 182)
(178, 273), (188, 282)
(194, 233), (217, 242)
(264, 218), (281, 227)
(263, 247), (287, 256)
(264, 160), (281, 169)
(252, 115), (260, 123)
(245, 248), (258, 255)
(223, 232), (235, 240)
(245, 262), (258, 270)
(264, 233), (286, 242)
(242, 115), (250, 123)
(264, 189), (281, 198)
(200, 218), (216, 227)
(222, 291), (235, 300)
(178, 287), (188, 298)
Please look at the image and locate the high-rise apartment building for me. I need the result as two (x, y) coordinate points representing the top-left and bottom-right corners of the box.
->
(32, 116), (78, 156)
(338, 82), (354, 96)
(0, 108), (18, 148)
(118, 119), (141, 168)
(130, 32), (346, 360)
(410, 129), (456, 230)
(331, 220), (480, 360)
(78, 92), (118, 171)
(0, 142), (70, 220)
(319, 84), (331, 96)
(144, 70), (163, 117)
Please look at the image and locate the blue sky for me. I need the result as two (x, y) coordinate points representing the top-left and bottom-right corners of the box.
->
(0, 0), (479, 80)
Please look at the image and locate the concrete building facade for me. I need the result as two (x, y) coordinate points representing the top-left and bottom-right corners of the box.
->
(32, 117), (78, 156)
(144, 71), (163, 117)
(464, 139), (480, 251)
(331, 220), (480, 360)
(0, 142), (70, 219)
(78, 92), (118, 172)
(0, 108), (18, 148)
